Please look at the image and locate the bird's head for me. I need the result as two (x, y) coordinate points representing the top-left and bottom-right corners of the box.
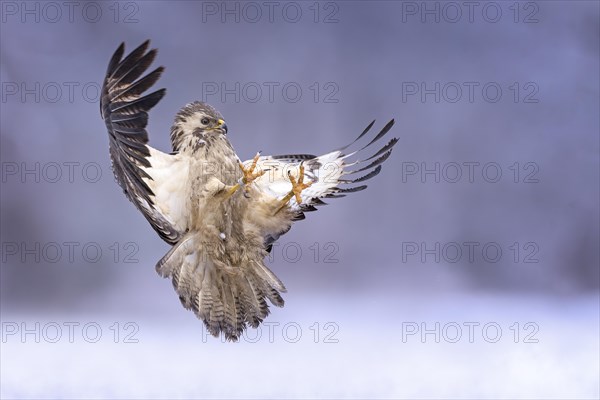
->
(170, 101), (227, 151)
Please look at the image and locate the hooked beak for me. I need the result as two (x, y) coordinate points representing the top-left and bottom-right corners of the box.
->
(216, 119), (228, 134)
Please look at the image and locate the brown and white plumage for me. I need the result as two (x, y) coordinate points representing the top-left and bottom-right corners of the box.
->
(100, 40), (397, 341)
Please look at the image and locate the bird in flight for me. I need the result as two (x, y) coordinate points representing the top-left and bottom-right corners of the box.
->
(100, 40), (398, 341)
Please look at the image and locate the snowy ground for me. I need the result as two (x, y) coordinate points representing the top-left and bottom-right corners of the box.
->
(2, 292), (598, 399)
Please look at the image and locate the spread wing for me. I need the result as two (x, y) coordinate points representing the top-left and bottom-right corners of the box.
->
(247, 120), (398, 251)
(100, 40), (187, 244)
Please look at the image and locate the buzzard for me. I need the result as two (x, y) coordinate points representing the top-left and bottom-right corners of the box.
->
(100, 40), (398, 341)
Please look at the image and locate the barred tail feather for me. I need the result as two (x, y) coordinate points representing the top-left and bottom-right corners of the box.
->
(156, 234), (286, 341)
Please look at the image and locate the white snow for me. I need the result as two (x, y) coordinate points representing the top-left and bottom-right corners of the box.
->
(1, 293), (598, 399)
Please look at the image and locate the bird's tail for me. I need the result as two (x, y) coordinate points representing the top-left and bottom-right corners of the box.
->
(155, 232), (286, 341)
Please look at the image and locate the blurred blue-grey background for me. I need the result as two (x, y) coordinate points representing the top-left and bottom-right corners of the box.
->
(1, 1), (598, 398)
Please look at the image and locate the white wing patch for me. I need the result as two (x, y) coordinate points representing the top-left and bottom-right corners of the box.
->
(140, 147), (190, 233)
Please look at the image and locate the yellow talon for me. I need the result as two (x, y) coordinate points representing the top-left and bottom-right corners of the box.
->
(288, 163), (313, 204)
(241, 152), (266, 189)
(226, 152), (265, 199)
(274, 163), (313, 215)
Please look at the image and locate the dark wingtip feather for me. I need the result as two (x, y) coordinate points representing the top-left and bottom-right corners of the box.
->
(341, 165), (382, 184)
(135, 39), (151, 54)
(272, 154), (317, 162)
(146, 88), (166, 108)
(111, 88), (166, 114)
(337, 119), (376, 151)
(292, 212), (306, 221)
(300, 204), (318, 212)
(359, 119), (396, 151)
(110, 40), (151, 80)
(342, 185), (367, 193)
(121, 48), (158, 84)
(106, 42), (125, 76)
(336, 185), (367, 194)
(365, 138), (399, 161)
(359, 120), (376, 139)
(102, 42), (126, 116)
(113, 66), (165, 101)
(311, 198), (328, 206)
(348, 149), (393, 174)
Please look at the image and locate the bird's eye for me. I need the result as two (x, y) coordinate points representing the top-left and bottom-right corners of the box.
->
(201, 117), (210, 125)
